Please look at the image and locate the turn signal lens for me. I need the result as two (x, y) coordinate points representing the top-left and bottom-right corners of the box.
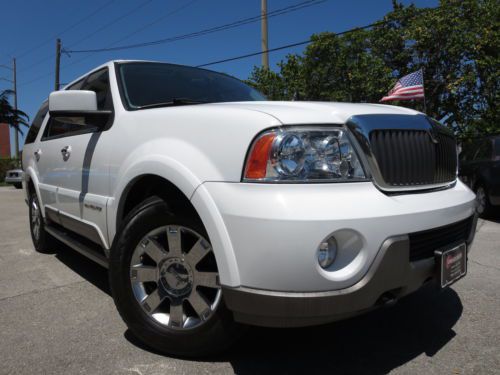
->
(243, 133), (276, 179)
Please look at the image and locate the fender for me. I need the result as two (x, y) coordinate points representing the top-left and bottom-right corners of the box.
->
(107, 153), (241, 287)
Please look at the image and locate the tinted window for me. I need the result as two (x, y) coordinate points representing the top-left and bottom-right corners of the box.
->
(81, 69), (113, 110)
(494, 138), (500, 158)
(67, 78), (85, 90)
(42, 69), (112, 140)
(24, 102), (48, 144)
(118, 62), (266, 109)
(43, 117), (93, 139)
(474, 140), (492, 160)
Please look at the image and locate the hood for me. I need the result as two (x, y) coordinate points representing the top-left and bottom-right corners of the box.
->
(210, 101), (422, 125)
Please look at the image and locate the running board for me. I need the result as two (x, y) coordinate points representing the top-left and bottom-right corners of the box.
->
(45, 224), (109, 269)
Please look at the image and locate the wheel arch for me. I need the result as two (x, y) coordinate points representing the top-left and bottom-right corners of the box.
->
(109, 164), (240, 287)
(115, 174), (202, 231)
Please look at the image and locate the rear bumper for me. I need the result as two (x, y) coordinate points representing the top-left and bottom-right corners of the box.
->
(5, 176), (22, 184)
(223, 218), (477, 327)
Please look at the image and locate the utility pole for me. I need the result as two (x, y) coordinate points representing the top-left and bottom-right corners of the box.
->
(13, 58), (19, 158)
(55, 38), (62, 91)
(261, 0), (269, 70)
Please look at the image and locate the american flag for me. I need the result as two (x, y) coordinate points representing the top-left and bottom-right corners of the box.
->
(380, 69), (425, 102)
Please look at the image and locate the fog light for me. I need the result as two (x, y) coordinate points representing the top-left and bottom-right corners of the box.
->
(318, 236), (337, 269)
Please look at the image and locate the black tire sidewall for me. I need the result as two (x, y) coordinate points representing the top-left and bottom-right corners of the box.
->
(109, 197), (240, 357)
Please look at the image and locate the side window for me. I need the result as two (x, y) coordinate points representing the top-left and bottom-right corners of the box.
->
(67, 78), (85, 90)
(24, 102), (48, 144)
(81, 69), (113, 110)
(474, 140), (492, 160)
(459, 140), (476, 162)
(42, 117), (91, 139)
(42, 69), (112, 140)
(493, 138), (500, 160)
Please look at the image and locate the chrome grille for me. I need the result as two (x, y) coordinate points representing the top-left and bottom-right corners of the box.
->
(369, 129), (457, 187)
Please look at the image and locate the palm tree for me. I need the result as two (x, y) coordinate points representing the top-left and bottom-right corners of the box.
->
(0, 89), (29, 157)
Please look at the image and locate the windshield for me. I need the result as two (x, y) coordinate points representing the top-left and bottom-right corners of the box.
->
(117, 62), (266, 109)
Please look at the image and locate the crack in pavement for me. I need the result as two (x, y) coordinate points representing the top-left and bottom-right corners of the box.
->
(0, 280), (87, 303)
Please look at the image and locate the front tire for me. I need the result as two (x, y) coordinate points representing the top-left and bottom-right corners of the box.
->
(109, 196), (241, 357)
(14, 182), (22, 189)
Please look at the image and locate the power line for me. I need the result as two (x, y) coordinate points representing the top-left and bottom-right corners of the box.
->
(196, 22), (383, 68)
(17, 0), (154, 74)
(18, 3), (449, 88)
(60, 0), (202, 72)
(13, 17), (385, 88)
(18, 0), (201, 87)
(90, 0), (202, 52)
(196, 5), (450, 68)
(18, 0), (320, 83)
(66, 0), (156, 49)
(63, 0), (328, 54)
(12, 0), (115, 60)
(34, 0), (320, 87)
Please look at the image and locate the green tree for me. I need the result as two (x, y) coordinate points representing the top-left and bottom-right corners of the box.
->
(0, 90), (29, 155)
(247, 0), (499, 137)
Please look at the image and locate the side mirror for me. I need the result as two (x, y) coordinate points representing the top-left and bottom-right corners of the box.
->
(49, 90), (97, 112)
(48, 90), (112, 130)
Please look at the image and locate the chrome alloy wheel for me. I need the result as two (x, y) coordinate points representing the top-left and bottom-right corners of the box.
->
(31, 196), (41, 241)
(130, 225), (221, 330)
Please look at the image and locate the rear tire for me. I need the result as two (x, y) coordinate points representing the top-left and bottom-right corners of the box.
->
(28, 189), (54, 253)
(14, 182), (22, 189)
(109, 196), (242, 357)
(475, 184), (492, 217)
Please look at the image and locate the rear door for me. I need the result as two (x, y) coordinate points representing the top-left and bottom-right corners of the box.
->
(488, 137), (500, 205)
(23, 102), (50, 204)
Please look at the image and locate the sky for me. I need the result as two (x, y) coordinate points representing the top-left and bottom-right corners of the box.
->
(0, 0), (438, 154)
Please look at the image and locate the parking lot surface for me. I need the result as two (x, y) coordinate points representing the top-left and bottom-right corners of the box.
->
(0, 186), (499, 374)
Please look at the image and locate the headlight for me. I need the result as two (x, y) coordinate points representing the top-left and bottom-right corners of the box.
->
(243, 126), (366, 182)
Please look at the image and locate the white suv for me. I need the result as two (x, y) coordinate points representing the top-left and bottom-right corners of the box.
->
(22, 61), (477, 356)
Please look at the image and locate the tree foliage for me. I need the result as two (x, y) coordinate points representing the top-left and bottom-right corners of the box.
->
(0, 89), (29, 135)
(247, 0), (499, 136)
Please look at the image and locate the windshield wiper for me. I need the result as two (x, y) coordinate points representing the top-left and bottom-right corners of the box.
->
(136, 98), (208, 109)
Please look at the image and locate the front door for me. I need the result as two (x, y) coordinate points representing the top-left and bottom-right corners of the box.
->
(39, 68), (113, 247)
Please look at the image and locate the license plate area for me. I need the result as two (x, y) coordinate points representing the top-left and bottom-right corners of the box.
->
(435, 243), (467, 288)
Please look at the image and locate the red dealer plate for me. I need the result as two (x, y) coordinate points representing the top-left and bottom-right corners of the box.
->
(436, 243), (467, 288)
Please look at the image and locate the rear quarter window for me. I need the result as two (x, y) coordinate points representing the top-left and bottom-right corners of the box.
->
(24, 102), (48, 144)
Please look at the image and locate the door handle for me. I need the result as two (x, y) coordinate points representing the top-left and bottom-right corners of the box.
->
(61, 145), (71, 160)
(34, 149), (42, 161)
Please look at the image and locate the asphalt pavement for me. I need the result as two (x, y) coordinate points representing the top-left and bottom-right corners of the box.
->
(0, 186), (499, 374)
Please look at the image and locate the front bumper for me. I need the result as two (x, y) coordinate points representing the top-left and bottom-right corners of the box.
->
(198, 180), (476, 291)
(223, 220), (477, 327)
(192, 180), (476, 326)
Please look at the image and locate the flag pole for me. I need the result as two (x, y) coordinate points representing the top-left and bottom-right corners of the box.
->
(421, 68), (427, 114)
